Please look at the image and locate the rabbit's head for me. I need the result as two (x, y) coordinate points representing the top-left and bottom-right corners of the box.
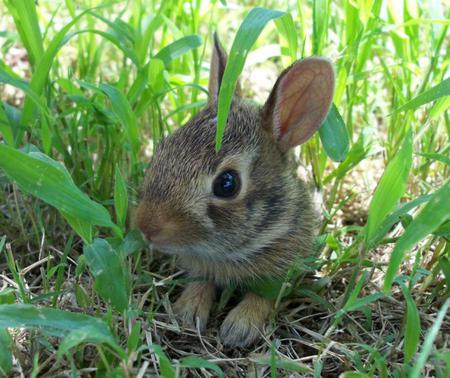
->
(136, 35), (334, 265)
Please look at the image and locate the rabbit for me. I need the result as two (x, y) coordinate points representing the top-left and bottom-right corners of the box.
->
(136, 34), (335, 347)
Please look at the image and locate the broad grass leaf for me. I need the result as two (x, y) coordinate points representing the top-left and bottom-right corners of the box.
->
(0, 145), (116, 229)
(410, 298), (450, 378)
(154, 35), (202, 68)
(149, 344), (175, 378)
(61, 211), (93, 243)
(114, 166), (128, 229)
(0, 329), (12, 375)
(0, 103), (14, 146)
(0, 304), (124, 356)
(215, 7), (286, 150)
(401, 285), (420, 364)
(393, 77), (450, 113)
(384, 179), (450, 293)
(319, 104), (349, 162)
(84, 238), (130, 312)
(179, 357), (224, 377)
(4, 0), (43, 67)
(365, 128), (413, 246)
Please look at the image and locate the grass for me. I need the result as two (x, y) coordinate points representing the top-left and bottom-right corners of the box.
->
(0, 0), (449, 376)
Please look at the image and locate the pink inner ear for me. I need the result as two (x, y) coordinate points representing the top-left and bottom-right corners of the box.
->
(277, 68), (315, 138)
(274, 59), (335, 148)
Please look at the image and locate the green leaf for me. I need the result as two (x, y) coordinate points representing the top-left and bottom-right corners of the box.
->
(149, 344), (175, 378)
(84, 238), (130, 312)
(4, 0), (43, 67)
(365, 128), (413, 246)
(0, 145), (116, 230)
(401, 285), (421, 364)
(393, 77), (450, 113)
(384, 179), (450, 293)
(411, 298), (450, 378)
(0, 304), (125, 357)
(215, 7), (286, 150)
(367, 194), (432, 249)
(179, 357), (224, 377)
(99, 84), (140, 159)
(114, 166), (128, 229)
(21, 8), (93, 125)
(0, 289), (15, 305)
(0, 329), (12, 375)
(154, 35), (202, 68)
(319, 104), (350, 162)
(252, 356), (311, 374)
(417, 152), (450, 166)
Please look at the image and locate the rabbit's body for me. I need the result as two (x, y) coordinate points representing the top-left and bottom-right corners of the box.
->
(137, 35), (334, 347)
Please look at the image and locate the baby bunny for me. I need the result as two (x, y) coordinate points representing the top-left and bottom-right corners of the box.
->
(136, 34), (335, 347)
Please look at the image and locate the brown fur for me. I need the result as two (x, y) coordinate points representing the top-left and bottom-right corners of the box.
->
(136, 36), (334, 347)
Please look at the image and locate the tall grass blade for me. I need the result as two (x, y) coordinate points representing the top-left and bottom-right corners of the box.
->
(384, 178), (450, 293)
(154, 35), (202, 68)
(365, 128), (413, 246)
(410, 298), (450, 378)
(401, 285), (421, 364)
(215, 7), (286, 150)
(393, 77), (450, 113)
(4, 0), (44, 67)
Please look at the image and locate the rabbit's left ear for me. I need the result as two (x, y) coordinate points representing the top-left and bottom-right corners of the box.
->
(263, 57), (335, 151)
(208, 33), (241, 103)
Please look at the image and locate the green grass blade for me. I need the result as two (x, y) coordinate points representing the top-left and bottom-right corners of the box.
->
(215, 7), (286, 150)
(384, 178), (450, 293)
(0, 145), (116, 229)
(154, 35), (202, 68)
(21, 8), (93, 125)
(393, 77), (450, 114)
(312, 0), (330, 54)
(365, 128), (413, 246)
(0, 66), (51, 119)
(319, 104), (350, 162)
(0, 329), (12, 376)
(149, 344), (176, 378)
(99, 83), (140, 159)
(114, 166), (128, 229)
(4, 0), (44, 67)
(401, 284), (421, 364)
(84, 238), (130, 312)
(179, 357), (225, 377)
(410, 298), (450, 378)
(0, 103), (14, 146)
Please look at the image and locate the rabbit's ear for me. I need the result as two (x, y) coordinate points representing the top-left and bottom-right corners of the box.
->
(263, 58), (335, 151)
(208, 33), (241, 103)
(209, 33), (227, 102)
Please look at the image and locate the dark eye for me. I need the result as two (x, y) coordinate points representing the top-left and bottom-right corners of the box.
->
(213, 170), (241, 198)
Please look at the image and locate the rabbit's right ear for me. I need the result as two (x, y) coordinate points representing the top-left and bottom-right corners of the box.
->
(208, 33), (228, 102)
(263, 58), (335, 152)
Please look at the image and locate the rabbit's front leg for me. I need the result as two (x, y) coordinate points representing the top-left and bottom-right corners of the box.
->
(220, 292), (273, 347)
(173, 281), (216, 332)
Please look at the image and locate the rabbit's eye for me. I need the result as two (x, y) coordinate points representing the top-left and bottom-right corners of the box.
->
(213, 170), (241, 198)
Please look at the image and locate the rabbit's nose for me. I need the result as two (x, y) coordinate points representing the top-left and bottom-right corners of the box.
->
(136, 203), (174, 243)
